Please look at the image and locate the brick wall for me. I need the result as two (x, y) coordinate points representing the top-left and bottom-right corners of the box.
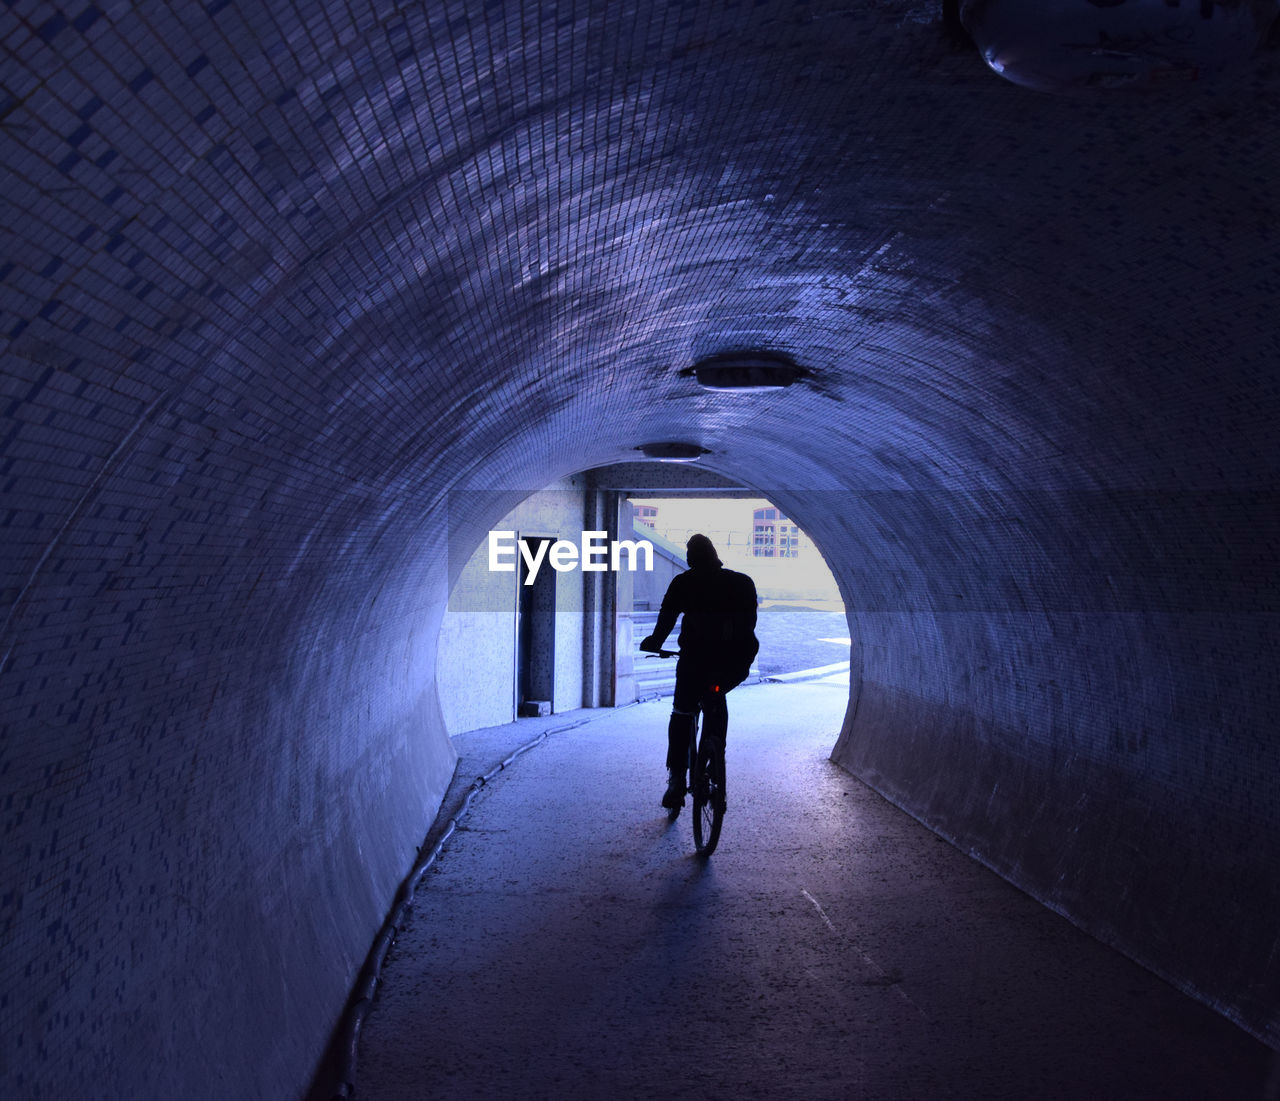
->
(2, 1), (1278, 1096)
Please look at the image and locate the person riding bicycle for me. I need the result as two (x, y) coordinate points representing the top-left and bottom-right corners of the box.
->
(638, 533), (759, 810)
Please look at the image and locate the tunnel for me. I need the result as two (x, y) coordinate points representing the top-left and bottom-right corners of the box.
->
(2, 2), (1278, 1098)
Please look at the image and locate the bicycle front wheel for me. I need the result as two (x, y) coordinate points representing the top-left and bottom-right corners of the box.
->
(691, 737), (724, 856)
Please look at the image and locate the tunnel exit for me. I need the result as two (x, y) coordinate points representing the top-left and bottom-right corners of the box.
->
(438, 467), (852, 739)
(627, 493), (850, 697)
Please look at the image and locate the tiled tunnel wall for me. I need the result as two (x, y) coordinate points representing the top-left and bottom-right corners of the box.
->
(2, 1), (1278, 1097)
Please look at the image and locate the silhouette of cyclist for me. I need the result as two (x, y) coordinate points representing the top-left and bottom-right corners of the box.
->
(638, 533), (759, 809)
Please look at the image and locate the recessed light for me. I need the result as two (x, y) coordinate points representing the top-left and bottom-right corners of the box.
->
(958, 0), (1273, 94)
(681, 351), (805, 392)
(636, 442), (709, 462)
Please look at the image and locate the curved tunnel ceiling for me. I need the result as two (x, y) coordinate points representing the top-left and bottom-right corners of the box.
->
(3, 3), (1280, 1097)
(7, 0), (1278, 529)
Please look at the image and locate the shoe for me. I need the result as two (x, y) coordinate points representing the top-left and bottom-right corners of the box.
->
(661, 770), (687, 809)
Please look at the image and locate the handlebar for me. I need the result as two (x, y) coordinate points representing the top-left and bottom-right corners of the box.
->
(642, 648), (679, 658)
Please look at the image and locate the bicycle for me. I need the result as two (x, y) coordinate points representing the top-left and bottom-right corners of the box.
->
(645, 648), (725, 857)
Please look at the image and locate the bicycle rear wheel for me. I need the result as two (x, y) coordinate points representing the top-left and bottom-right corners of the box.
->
(690, 732), (724, 856)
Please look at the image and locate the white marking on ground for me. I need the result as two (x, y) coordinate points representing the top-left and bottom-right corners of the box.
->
(801, 888), (930, 1022)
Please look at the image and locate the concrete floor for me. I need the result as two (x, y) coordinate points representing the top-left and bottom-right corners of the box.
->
(354, 680), (1276, 1100)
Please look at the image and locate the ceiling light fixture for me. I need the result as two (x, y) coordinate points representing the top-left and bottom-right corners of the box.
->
(959, 0), (1277, 95)
(636, 442), (709, 462)
(681, 351), (805, 392)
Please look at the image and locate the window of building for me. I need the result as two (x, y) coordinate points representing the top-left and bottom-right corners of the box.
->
(752, 507), (800, 558)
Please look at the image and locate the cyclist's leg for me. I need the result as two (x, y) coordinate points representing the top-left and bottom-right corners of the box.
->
(698, 681), (729, 809)
(702, 664), (747, 799)
(699, 682), (727, 743)
(665, 709), (696, 774)
(664, 659), (700, 804)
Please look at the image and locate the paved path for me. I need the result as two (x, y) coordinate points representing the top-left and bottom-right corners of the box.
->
(355, 681), (1275, 1100)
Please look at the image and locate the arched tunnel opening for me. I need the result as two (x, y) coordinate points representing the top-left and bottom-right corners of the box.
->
(436, 468), (852, 734)
(3, 2), (1279, 1098)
